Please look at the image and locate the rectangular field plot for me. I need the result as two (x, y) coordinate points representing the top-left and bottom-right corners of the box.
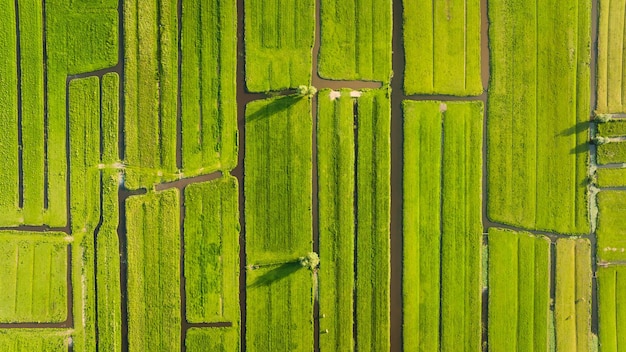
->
(597, 191), (626, 263)
(555, 238), (592, 352)
(0, 232), (68, 323)
(403, 100), (483, 351)
(181, 0), (237, 173)
(488, 228), (551, 352)
(597, 168), (626, 188)
(598, 142), (626, 165)
(0, 329), (69, 351)
(598, 0), (626, 113)
(597, 266), (626, 352)
(403, 0), (482, 95)
(244, 0), (314, 92)
(244, 95), (312, 263)
(184, 176), (240, 323)
(318, 0), (391, 82)
(598, 120), (626, 137)
(488, 0), (590, 234)
(126, 189), (181, 352)
(186, 327), (239, 352)
(246, 265), (313, 352)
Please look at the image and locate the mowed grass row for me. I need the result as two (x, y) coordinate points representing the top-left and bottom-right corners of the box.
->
(126, 189), (181, 351)
(124, 0), (178, 188)
(403, 0), (482, 95)
(403, 100), (483, 351)
(597, 191), (626, 263)
(319, 0), (391, 82)
(488, 228), (551, 352)
(355, 89), (391, 352)
(245, 0), (314, 92)
(597, 266), (626, 352)
(555, 238), (592, 352)
(598, 120), (626, 137)
(0, 1), (21, 226)
(0, 232), (68, 323)
(403, 101), (442, 352)
(317, 89), (355, 351)
(598, 0), (626, 113)
(186, 328), (239, 352)
(244, 95), (312, 262)
(597, 142), (626, 165)
(184, 176), (240, 324)
(245, 95), (313, 351)
(488, 0), (590, 234)
(596, 168), (626, 188)
(181, 0), (237, 174)
(0, 329), (69, 351)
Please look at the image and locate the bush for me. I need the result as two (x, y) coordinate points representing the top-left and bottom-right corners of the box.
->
(299, 252), (320, 271)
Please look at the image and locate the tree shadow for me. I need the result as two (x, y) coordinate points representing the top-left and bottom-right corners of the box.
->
(559, 120), (589, 137)
(246, 94), (303, 122)
(570, 142), (590, 155)
(248, 262), (302, 288)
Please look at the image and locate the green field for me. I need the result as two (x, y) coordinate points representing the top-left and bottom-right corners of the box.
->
(598, 0), (626, 113)
(186, 327), (239, 352)
(403, 100), (483, 351)
(488, 228), (550, 352)
(597, 267), (626, 352)
(318, 0), (391, 82)
(596, 167), (626, 188)
(403, 0), (482, 95)
(598, 120), (626, 137)
(184, 176), (240, 323)
(126, 189), (181, 351)
(487, 0), (590, 235)
(244, 0), (314, 92)
(597, 191), (626, 263)
(597, 142), (626, 165)
(0, 330), (69, 351)
(0, 232), (68, 323)
(555, 238), (592, 352)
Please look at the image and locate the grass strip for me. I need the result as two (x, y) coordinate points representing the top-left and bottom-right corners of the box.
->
(597, 267), (626, 352)
(597, 190), (626, 262)
(597, 0), (626, 113)
(0, 329), (69, 351)
(598, 142), (626, 165)
(598, 120), (626, 137)
(101, 73), (119, 164)
(186, 327), (239, 352)
(597, 167), (626, 188)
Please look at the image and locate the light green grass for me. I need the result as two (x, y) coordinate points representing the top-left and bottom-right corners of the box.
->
(0, 0), (20, 226)
(487, 228), (550, 352)
(246, 265), (313, 352)
(244, 0), (314, 92)
(126, 189), (181, 351)
(124, 0), (178, 189)
(596, 168), (626, 188)
(318, 0), (391, 82)
(186, 327), (239, 352)
(0, 232), (68, 323)
(598, 142), (626, 165)
(244, 95), (312, 263)
(64, 11), (118, 75)
(403, 101), (442, 352)
(598, 120), (626, 137)
(184, 176), (240, 323)
(597, 191), (626, 262)
(355, 89), (391, 352)
(0, 329), (69, 351)
(440, 101), (483, 352)
(317, 89), (355, 351)
(555, 238), (592, 352)
(102, 73), (119, 164)
(597, 0), (626, 113)
(403, 0), (482, 95)
(597, 267), (626, 352)
(488, 0), (590, 234)
(181, 0), (237, 175)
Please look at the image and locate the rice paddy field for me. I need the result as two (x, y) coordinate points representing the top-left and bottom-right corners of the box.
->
(0, 0), (624, 351)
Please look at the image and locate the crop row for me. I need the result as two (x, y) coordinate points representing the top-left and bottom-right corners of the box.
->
(488, 0), (590, 234)
(403, 100), (483, 351)
(403, 0), (482, 95)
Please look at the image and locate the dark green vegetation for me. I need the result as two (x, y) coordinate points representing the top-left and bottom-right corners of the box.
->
(597, 267), (626, 352)
(596, 167), (626, 188)
(403, 100), (483, 351)
(0, 330), (69, 351)
(555, 238), (592, 352)
(244, 0), (314, 92)
(126, 190), (181, 351)
(0, 232), (67, 323)
(185, 176), (240, 323)
(488, 0), (590, 234)
(186, 328), (239, 352)
(597, 191), (626, 263)
(319, 0), (392, 82)
(597, 142), (626, 165)
(597, 0), (626, 113)
(488, 228), (550, 352)
(403, 0), (482, 95)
